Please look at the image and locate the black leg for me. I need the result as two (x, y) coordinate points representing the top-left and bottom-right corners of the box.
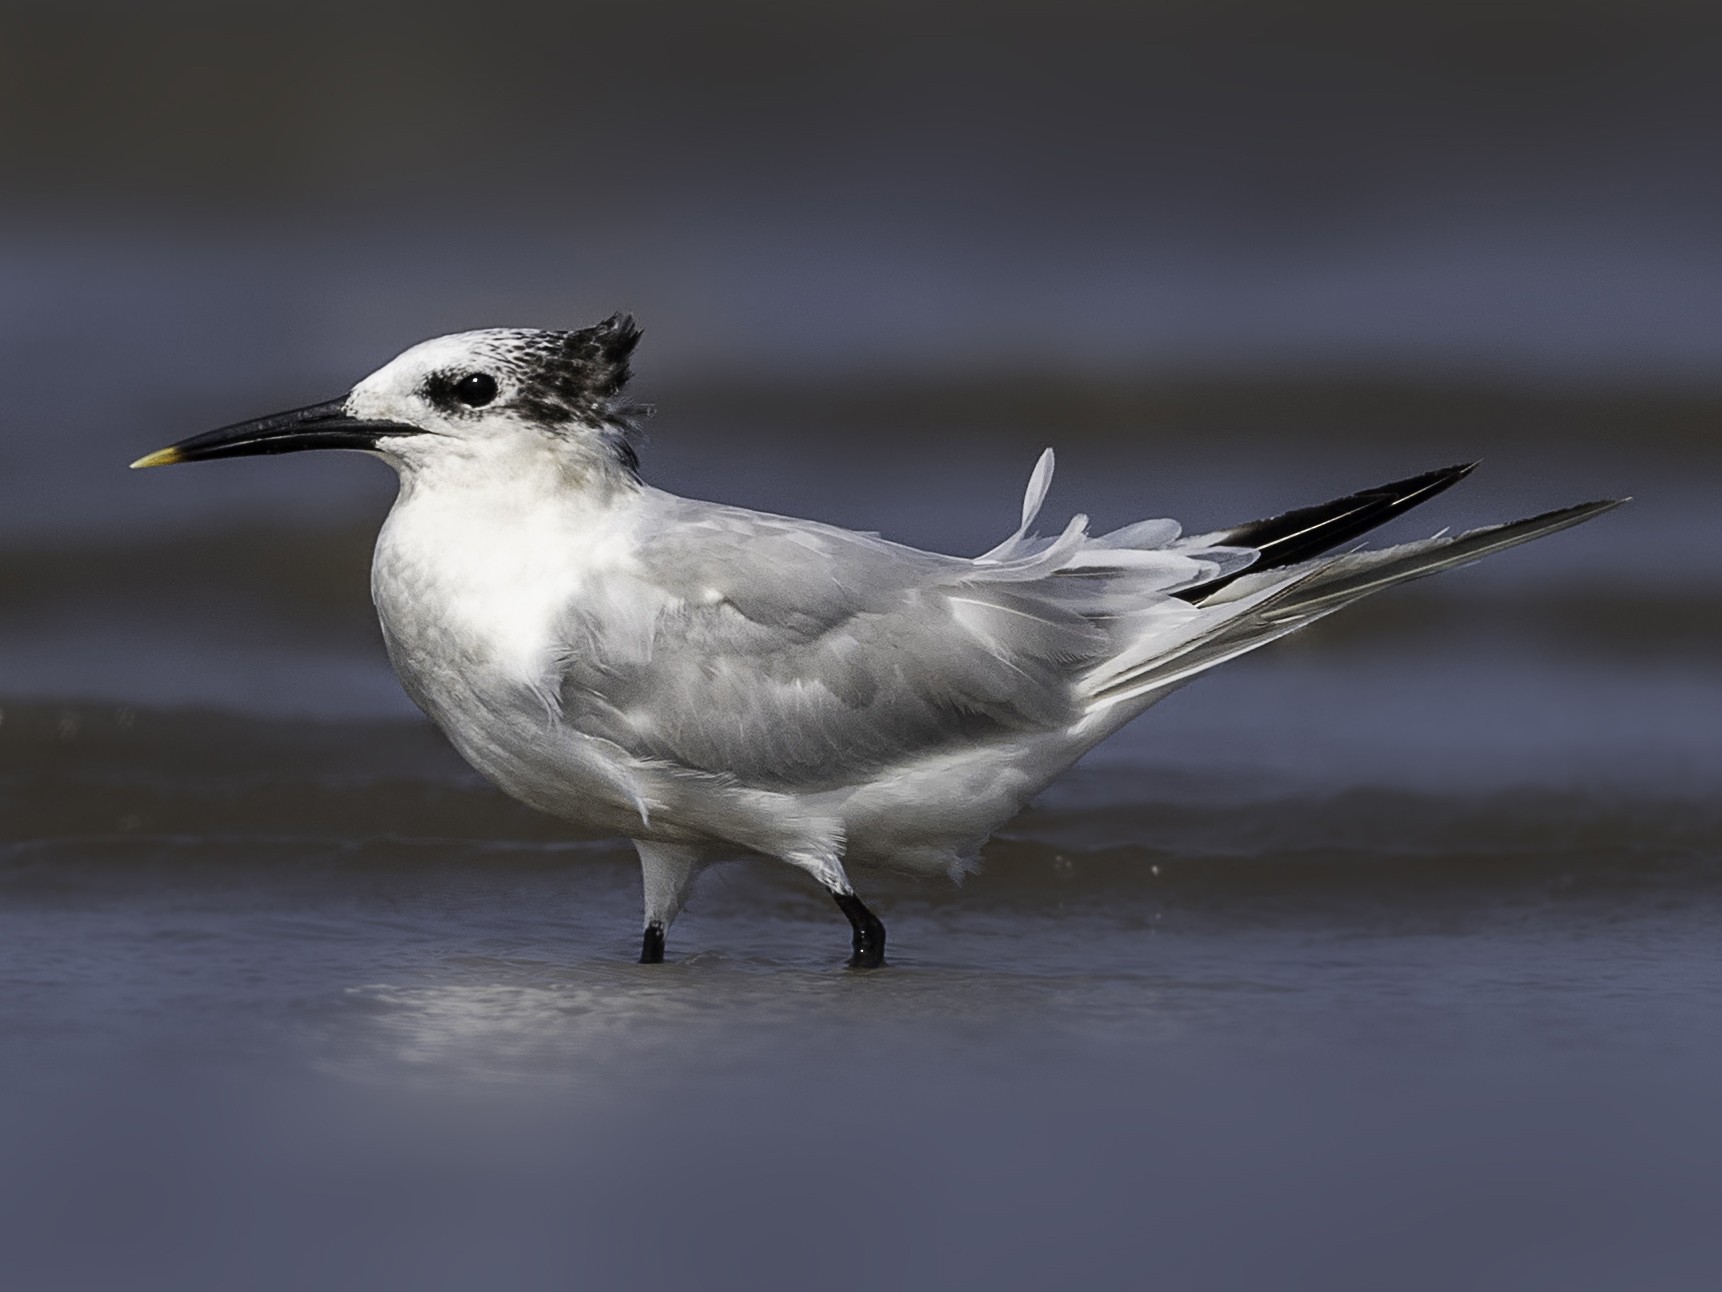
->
(832, 891), (887, 969)
(640, 922), (666, 964)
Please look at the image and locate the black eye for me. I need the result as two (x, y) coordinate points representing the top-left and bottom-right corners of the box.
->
(453, 372), (497, 407)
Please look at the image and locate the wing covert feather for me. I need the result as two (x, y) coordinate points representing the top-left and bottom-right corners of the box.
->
(552, 469), (1223, 789)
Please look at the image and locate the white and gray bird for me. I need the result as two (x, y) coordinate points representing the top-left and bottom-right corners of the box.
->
(133, 316), (1621, 967)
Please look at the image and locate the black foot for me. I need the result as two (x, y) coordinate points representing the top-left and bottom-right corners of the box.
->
(832, 891), (887, 969)
(640, 922), (666, 964)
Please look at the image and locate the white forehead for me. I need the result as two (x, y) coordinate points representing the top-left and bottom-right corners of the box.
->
(353, 329), (526, 397)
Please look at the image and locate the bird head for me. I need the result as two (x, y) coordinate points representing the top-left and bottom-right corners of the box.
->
(132, 315), (647, 485)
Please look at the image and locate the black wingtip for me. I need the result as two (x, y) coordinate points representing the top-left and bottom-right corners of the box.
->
(1176, 461), (1482, 603)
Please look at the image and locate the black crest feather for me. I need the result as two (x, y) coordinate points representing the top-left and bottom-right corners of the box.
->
(509, 314), (646, 429)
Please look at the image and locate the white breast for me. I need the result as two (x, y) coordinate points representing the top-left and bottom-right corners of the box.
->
(370, 474), (802, 847)
(370, 472), (646, 715)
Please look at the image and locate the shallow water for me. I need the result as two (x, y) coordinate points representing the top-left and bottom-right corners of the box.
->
(7, 701), (1722, 1287)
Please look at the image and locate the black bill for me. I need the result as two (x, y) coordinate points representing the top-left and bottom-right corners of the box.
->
(131, 398), (419, 469)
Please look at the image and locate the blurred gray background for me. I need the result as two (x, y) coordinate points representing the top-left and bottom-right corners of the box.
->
(4, 0), (1719, 477)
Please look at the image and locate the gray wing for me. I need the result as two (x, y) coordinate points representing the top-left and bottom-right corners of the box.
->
(555, 468), (1244, 791)
(551, 455), (1619, 793)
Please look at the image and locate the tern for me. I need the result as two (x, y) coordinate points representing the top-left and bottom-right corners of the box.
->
(133, 316), (1620, 967)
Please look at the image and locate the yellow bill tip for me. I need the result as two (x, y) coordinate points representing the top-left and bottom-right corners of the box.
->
(130, 447), (183, 470)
